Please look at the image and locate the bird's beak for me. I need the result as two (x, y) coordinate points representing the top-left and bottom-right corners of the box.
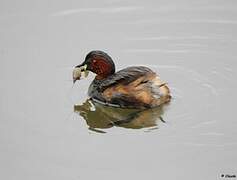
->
(73, 64), (88, 83)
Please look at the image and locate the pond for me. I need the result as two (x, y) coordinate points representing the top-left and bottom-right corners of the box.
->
(0, 0), (237, 179)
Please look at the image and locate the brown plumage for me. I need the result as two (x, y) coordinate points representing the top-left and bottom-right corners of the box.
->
(100, 66), (170, 108)
(73, 51), (171, 109)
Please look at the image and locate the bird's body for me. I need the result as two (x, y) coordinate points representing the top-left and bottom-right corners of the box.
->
(88, 66), (170, 108)
(73, 51), (171, 109)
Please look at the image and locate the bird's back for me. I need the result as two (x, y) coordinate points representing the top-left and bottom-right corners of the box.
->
(89, 66), (171, 109)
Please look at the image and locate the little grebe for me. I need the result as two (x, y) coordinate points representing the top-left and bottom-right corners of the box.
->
(73, 50), (171, 109)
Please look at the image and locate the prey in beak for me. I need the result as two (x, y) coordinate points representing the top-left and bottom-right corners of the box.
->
(73, 64), (89, 83)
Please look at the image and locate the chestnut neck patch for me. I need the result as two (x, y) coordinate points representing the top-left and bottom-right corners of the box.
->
(91, 58), (115, 79)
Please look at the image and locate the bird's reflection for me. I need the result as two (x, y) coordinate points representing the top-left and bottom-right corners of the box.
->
(74, 99), (167, 133)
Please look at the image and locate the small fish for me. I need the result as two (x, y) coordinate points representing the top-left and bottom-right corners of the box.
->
(73, 66), (90, 83)
(73, 67), (82, 83)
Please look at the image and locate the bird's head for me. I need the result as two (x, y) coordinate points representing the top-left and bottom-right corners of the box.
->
(73, 50), (115, 83)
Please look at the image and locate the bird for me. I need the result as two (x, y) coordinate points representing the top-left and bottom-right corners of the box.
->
(73, 50), (171, 109)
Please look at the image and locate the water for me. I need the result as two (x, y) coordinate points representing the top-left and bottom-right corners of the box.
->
(0, 0), (237, 179)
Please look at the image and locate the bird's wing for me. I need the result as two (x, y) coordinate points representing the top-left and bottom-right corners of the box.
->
(99, 66), (155, 91)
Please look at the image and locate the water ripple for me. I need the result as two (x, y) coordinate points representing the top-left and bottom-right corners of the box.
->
(191, 120), (217, 129)
(127, 35), (237, 41)
(122, 19), (237, 25)
(52, 6), (143, 16)
(169, 142), (237, 147)
(123, 49), (207, 53)
(199, 132), (224, 136)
